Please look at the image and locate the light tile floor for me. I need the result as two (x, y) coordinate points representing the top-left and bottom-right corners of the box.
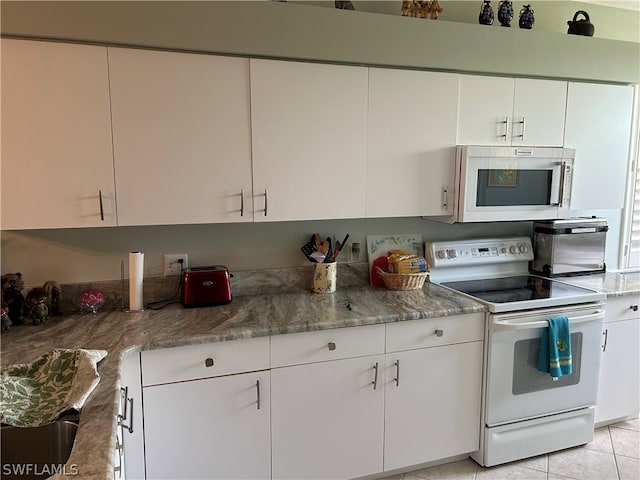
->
(380, 419), (639, 480)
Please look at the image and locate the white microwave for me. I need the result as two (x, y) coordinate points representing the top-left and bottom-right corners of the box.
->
(431, 146), (575, 223)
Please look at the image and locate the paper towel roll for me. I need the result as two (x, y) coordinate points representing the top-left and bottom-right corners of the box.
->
(129, 251), (144, 311)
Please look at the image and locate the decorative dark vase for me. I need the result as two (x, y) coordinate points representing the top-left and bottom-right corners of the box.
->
(497, 0), (514, 27)
(479, 0), (494, 25)
(519, 4), (535, 29)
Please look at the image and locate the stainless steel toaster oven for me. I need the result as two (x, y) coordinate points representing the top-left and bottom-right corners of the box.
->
(530, 217), (608, 277)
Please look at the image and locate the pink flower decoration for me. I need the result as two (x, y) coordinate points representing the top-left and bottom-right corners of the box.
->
(78, 289), (105, 314)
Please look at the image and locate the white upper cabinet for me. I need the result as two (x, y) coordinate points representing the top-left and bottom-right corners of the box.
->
(458, 75), (567, 147)
(565, 82), (634, 211)
(367, 69), (459, 218)
(108, 48), (253, 226)
(250, 59), (368, 222)
(1, 39), (116, 229)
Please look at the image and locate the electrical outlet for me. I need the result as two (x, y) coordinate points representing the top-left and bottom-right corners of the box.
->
(163, 254), (188, 276)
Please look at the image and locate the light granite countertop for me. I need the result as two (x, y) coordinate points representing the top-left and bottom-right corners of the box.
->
(556, 271), (640, 298)
(2, 270), (637, 480)
(0, 281), (485, 480)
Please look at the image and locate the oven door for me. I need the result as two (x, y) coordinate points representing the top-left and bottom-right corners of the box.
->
(457, 146), (573, 222)
(485, 303), (604, 427)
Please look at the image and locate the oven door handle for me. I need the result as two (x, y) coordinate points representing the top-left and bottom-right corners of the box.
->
(494, 311), (603, 331)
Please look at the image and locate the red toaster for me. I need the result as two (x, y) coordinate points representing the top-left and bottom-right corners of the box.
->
(180, 266), (232, 307)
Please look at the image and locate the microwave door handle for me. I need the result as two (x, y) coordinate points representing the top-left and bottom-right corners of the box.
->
(549, 162), (567, 207)
(551, 162), (567, 207)
(558, 161), (567, 207)
(494, 311), (602, 331)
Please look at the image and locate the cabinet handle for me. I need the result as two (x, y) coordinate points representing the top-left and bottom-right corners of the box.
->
(204, 357), (214, 367)
(327, 342), (336, 351)
(98, 190), (105, 221)
(435, 329), (444, 337)
(499, 116), (509, 140)
(631, 305), (638, 312)
(118, 394), (134, 434)
(240, 188), (245, 217)
(264, 188), (268, 217)
(256, 380), (261, 410)
(394, 360), (400, 387)
(371, 362), (379, 390)
(602, 329), (608, 353)
(515, 117), (526, 140)
(115, 436), (124, 479)
(442, 186), (448, 209)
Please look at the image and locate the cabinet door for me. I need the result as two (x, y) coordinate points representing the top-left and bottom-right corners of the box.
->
(565, 82), (634, 210)
(109, 48), (253, 226)
(512, 78), (567, 147)
(367, 69), (458, 217)
(250, 59), (368, 222)
(120, 353), (145, 480)
(143, 370), (270, 480)
(457, 75), (514, 146)
(1, 39), (116, 229)
(458, 76), (567, 147)
(596, 318), (640, 425)
(384, 341), (483, 472)
(271, 355), (385, 480)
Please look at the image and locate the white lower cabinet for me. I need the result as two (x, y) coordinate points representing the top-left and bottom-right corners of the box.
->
(384, 342), (483, 471)
(137, 316), (484, 479)
(271, 355), (385, 480)
(143, 370), (271, 480)
(119, 352), (145, 480)
(270, 324), (386, 480)
(595, 296), (640, 426)
(383, 314), (484, 472)
(140, 337), (271, 480)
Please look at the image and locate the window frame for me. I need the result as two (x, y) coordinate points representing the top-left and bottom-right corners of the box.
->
(620, 84), (640, 270)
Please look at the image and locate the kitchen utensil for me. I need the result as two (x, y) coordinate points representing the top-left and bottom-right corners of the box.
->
(301, 240), (317, 262)
(314, 233), (321, 251)
(310, 251), (326, 263)
(324, 237), (333, 263)
(331, 233), (350, 261)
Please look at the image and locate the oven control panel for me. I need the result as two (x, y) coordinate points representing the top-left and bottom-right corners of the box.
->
(426, 237), (534, 269)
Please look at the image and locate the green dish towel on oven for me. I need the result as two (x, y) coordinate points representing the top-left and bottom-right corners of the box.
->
(537, 316), (572, 378)
(0, 348), (107, 427)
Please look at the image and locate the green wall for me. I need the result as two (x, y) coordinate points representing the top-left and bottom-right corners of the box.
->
(0, 0), (635, 285)
(2, 1), (639, 83)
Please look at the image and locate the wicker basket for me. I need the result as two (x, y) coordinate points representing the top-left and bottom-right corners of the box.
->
(375, 266), (429, 291)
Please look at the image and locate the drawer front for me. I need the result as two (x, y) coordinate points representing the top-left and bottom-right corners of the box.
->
(386, 313), (484, 353)
(271, 324), (385, 368)
(141, 336), (270, 386)
(606, 295), (640, 323)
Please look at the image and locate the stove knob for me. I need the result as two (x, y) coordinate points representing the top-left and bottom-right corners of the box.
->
(447, 249), (458, 259)
(509, 245), (518, 254)
(436, 250), (447, 260)
(501, 247), (508, 254)
(519, 244), (528, 253)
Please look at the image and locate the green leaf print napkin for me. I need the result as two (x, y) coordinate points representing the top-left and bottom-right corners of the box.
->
(1, 348), (107, 427)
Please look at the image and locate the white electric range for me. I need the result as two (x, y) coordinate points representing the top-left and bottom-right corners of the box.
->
(426, 237), (606, 467)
